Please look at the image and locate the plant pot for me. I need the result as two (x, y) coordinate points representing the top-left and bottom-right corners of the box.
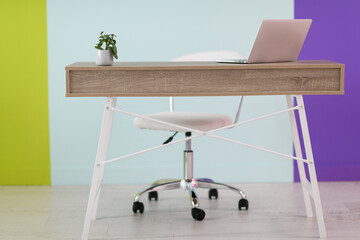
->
(96, 50), (113, 66)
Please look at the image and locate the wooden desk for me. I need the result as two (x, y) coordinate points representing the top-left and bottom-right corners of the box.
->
(66, 60), (344, 97)
(66, 60), (344, 240)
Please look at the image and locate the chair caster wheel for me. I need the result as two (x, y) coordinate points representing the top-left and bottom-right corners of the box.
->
(208, 188), (218, 199)
(191, 207), (206, 221)
(238, 198), (249, 210)
(148, 191), (158, 201)
(132, 201), (144, 214)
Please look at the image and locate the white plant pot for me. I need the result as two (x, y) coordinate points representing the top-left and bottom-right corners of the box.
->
(96, 50), (114, 66)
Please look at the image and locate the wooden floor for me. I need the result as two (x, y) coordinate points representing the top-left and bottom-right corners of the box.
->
(0, 182), (359, 239)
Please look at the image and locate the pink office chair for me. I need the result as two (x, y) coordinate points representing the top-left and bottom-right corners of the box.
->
(132, 51), (249, 221)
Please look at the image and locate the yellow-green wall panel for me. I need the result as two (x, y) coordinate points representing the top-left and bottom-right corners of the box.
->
(0, 0), (50, 185)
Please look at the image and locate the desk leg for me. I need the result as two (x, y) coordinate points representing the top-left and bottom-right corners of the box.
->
(286, 95), (313, 218)
(295, 95), (326, 238)
(82, 97), (117, 240)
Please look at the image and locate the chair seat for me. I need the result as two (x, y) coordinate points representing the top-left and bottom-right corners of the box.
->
(133, 112), (233, 132)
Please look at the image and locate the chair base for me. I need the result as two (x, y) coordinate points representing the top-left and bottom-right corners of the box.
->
(133, 178), (249, 221)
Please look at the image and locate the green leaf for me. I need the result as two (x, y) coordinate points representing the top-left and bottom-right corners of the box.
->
(94, 40), (104, 49)
(96, 32), (117, 54)
(113, 45), (118, 59)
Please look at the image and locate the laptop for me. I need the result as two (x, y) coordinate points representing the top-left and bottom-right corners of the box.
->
(216, 19), (312, 64)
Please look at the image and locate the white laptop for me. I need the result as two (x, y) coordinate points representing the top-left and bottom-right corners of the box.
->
(216, 19), (312, 64)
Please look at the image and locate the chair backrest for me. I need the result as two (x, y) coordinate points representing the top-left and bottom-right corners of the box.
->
(172, 51), (244, 62)
(169, 51), (244, 112)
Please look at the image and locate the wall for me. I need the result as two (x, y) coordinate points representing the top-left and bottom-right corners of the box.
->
(0, 0), (50, 185)
(1, 0), (355, 185)
(47, 0), (294, 185)
(294, 0), (360, 181)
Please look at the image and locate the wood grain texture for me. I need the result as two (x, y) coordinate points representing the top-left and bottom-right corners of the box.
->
(66, 61), (344, 97)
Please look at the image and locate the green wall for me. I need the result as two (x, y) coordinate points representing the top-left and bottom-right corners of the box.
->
(0, 0), (50, 185)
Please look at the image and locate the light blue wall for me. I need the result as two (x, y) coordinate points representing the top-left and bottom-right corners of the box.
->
(47, 0), (294, 185)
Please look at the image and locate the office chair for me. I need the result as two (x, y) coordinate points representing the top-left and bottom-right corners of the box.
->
(132, 51), (249, 221)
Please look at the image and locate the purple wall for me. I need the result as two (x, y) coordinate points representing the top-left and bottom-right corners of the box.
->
(294, 0), (360, 181)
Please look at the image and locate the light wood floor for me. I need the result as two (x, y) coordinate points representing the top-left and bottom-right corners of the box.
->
(0, 182), (359, 239)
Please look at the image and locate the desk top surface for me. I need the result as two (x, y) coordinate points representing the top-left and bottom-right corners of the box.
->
(66, 60), (342, 70)
(66, 60), (344, 97)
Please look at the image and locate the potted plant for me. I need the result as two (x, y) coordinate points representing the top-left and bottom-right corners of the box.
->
(95, 31), (118, 66)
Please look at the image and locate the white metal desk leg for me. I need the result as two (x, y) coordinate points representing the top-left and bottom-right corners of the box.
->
(82, 97), (117, 240)
(286, 95), (313, 218)
(296, 95), (326, 238)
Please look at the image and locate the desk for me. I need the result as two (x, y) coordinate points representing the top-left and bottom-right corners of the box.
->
(65, 60), (344, 239)
(66, 60), (344, 97)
